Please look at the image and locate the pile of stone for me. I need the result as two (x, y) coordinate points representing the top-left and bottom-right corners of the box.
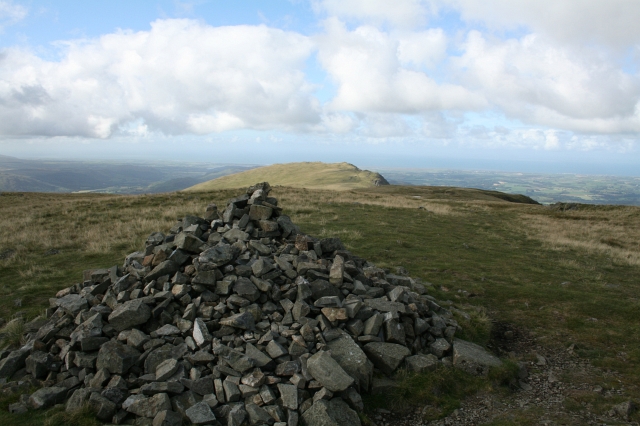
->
(0, 182), (502, 426)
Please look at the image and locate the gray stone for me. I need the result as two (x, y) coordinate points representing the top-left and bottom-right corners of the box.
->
(223, 378), (241, 402)
(193, 271), (217, 287)
(220, 312), (255, 330)
(153, 410), (183, 426)
(141, 381), (185, 395)
(246, 402), (274, 425)
(301, 398), (361, 426)
(108, 299), (152, 332)
(251, 258), (274, 277)
(175, 233), (205, 253)
(306, 351), (354, 392)
(363, 298), (406, 314)
(266, 340), (288, 359)
(213, 344), (256, 373)
(329, 255), (345, 286)
(384, 318), (406, 344)
(0, 347), (29, 379)
(249, 204), (273, 221)
(146, 260), (179, 282)
(66, 388), (91, 412)
(199, 244), (236, 267)
(127, 393), (172, 418)
(452, 338), (502, 376)
(193, 318), (212, 346)
(326, 332), (373, 392)
(186, 401), (217, 424)
(56, 294), (88, 315)
(25, 351), (53, 379)
(155, 359), (179, 381)
(363, 342), (411, 375)
(277, 383), (298, 410)
(29, 386), (67, 409)
(97, 340), (141, 375)
(234, 278), (260, 302)
(154, 324), (181, 337)
(145, 343), (188, 374)
(430, 338), (451, 358)
(89, 392), (117, 421)
(244, 343), (273, 367)
(224, 229), (250, 243)
(341, 387), (364, 412)
(405, 354), (438, 373)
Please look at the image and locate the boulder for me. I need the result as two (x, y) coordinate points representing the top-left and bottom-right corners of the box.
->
(452, 338), (502, 376)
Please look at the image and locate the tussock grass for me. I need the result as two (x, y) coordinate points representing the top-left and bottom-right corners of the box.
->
(520, 208), (640, 266)
(0, 318), (25, 349)
(44, 404), (101, 426)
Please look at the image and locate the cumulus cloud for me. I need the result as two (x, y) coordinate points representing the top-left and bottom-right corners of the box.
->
(315, 19), (485, 114)
(0, 19), (318, 138)
(454, 31), (640, 133)
(431, 0), (640, 48)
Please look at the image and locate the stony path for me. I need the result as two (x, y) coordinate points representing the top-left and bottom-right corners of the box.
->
(367, 324), (638, 426)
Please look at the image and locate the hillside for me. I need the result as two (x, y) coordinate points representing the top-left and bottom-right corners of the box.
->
(0, 185), (638, 424)
(184, 161), (390, 191)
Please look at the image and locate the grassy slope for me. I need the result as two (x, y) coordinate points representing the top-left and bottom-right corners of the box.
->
(185, 161), (388, 191)
(0, 186), (638, 423)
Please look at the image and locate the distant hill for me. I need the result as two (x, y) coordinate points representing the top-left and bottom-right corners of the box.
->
(0, 155), (258, 193)
(184, 162), (390, 192)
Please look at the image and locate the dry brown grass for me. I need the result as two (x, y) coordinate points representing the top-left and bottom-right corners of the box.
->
(519, 207), (640, 267)
(273, 187), (459, 216)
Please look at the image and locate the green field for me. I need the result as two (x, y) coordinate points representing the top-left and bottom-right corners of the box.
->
(378, 168), (640, 205)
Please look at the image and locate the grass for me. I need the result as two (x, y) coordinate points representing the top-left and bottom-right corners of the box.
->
(184, 161), (388, 191)
(0, 184), (639, 423)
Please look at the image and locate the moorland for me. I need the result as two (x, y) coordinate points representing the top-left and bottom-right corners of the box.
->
(0, 179), (639, 424)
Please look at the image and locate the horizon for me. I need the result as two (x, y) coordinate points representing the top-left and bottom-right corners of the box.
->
(1, 1), (639, 175)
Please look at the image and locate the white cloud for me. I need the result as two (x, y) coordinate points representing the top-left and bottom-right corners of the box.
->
(431, 0), (640, 49)
(453, 31), (640, 133)
(0, 19), (318, 138)
(314, 0), (428, 28)
(315, 19), (485, 114)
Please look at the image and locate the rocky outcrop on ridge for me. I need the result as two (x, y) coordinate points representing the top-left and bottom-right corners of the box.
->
(0, 182), (502, 425)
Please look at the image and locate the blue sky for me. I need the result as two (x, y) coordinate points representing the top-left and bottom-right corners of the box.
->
(1, 0), (639, 175)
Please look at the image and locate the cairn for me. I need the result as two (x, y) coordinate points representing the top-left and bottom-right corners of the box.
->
(0, 182), (501, 425)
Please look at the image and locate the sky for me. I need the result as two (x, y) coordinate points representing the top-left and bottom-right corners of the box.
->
(0, 0), (639, 175)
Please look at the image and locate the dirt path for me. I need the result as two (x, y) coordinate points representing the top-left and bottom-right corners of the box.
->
(367, 323), (638, 426)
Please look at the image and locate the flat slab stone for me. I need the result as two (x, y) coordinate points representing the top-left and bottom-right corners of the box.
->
(363, 342), (411, 376)
(56, 294), (88, 315)
(405, 354), (438, 373)
(452, 338), (502, 376)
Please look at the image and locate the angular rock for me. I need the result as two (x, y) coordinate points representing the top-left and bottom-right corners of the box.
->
(0, 347), (29, 379)
(29, 386), (67, 409)
(56, 294), (88, 315)
(108, 299), (152, 332)
(97, 340), (141, 375)
(363, 342), (411, 375)
(302, 398), (361, 426)
(306, 351), (355, 392)
(127, 393), (172, 418)
(220, 312), (255, 330)
(186, 401), (217, 424)
(326, 332), (373, 392)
